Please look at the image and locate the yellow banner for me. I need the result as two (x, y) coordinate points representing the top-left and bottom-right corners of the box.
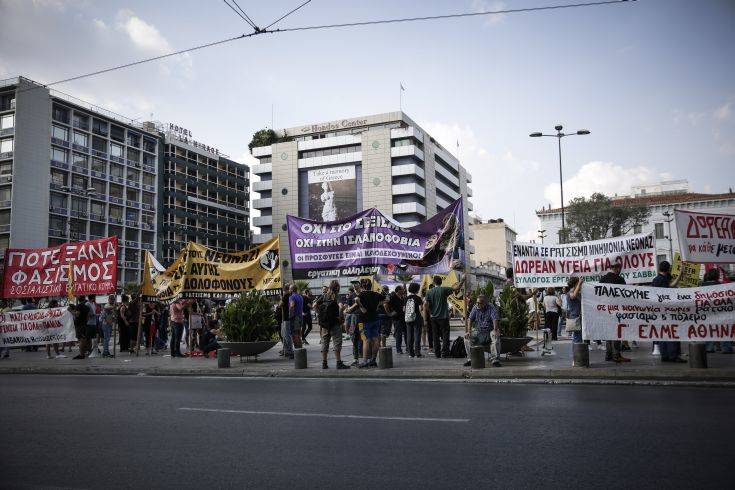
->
(152, 237), (281, 302)
(421, 271), (465, 316)
(672, 252), (702, 288)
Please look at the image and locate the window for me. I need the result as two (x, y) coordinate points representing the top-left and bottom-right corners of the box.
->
(126, 209), (139, 222)
(91, 158), (106, 174)
(109, 205), (123, 219)
(0, 187), (10, 201)
(142, 231), (154, 244)
(109, 184), (123, 198)
(142, 213), (154, 227)
(634, 224), (642, 234)
(49, 216), (67, 232)
(0, 138), (13, 154)
(110, 163), (124, 178)
(73, 131), (88, 147)
(50, 193), (67, 210)
(142, 192), (154, 205)
(92, 118), (108, 136)
(0, 162), (11, 175)
(50, 170), (66, 186)
(52, 125), (68, 141)
(127, 132), (140, 148)
(91, 179), (105, 195)
(142, 173), (155, 186)
(73, 113), (89, 131)
(72, 152), (88, 168)
(92, 136), (107, 153)
(125, 248), (139, 262)
(654, 223), (665, 239)
(126, 188), (138, 201)
(108, 225), (122, 238)
(0, 114), (14, 130)
(0, 235), (9, 250)
(71, 174), (87, 190)
(90, 222), (105, 237)
(143, 153), (155, 166)
(143, 138), (156, 153)
(110, 143), (123, 158)
(71, 197), (87, 213)
(127, 148), (140, 163)
(52, 104), (69, 124)
(126, 168), (139, 182)
(125, 228), (139, 242)
(51, 147), (67, 162)
(90, 201), (105, 217)
(0, 94), (14, 111)
(69, 219), (85, 235)
(110, 125), (125, 142)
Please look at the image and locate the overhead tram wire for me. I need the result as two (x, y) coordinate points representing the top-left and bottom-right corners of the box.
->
(263, 0), (312, 31)
(230, 0), (260, 31)
(223, 0), (257, 29)
(16, 0), (634, 92)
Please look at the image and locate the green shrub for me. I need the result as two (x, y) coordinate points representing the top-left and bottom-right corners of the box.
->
(497, 285), (529, 338)
(219, 290), (277, 342)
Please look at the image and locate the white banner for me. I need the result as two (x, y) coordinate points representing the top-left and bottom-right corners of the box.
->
(581, 282), (735, 341)
(675, 209), (735, 264)
(0, 307), (76, 347)
(512, 233), (656, 288)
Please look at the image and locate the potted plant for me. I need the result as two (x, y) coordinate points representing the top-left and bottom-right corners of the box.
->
(496, 285), (532, 354)
(219, 290), (279, 359)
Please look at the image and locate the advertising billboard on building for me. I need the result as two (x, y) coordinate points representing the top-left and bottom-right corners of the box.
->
(307, 165), (357, 221)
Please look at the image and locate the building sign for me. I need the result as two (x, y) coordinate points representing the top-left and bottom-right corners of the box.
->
(297, 118), (369, 134)
(581, 282), (735, 342)
(287, 199), (464, 280)
(168, 123), (192, 137)
(166, 123), (221, 155)
(675, 209), (735, 264)
(2, 237), (118, 298)
(511, 233), (656, 287)
(0, 307), (76, 347)
(307, 165), (357, 222)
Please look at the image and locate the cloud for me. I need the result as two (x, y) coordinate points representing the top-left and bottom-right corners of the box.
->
(117, 10), (171, 55)
(543, 161), (672, 208)
(672, 109), (706, 126)
(714, 100), (732, 122)
(92, 19), (107, 30)
(471, 0), (507, 25)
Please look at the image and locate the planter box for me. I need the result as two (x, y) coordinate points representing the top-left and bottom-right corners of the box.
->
(482, 336), (532, 355)
(219, 341), (277, 360)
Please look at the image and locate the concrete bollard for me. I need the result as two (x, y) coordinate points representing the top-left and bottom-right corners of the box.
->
(217, 348), (231, 369)
(573, 342), (589, 367)
(378, 347), (393, 369)
(294, 348), (307, 369)
(688, 343), (707, 369)
(470, 346), (485, 369)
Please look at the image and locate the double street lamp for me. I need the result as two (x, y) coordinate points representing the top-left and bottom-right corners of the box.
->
(530, 125), (590, 243)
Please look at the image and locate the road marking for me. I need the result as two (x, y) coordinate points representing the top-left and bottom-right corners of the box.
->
(178, 407), (469, 423)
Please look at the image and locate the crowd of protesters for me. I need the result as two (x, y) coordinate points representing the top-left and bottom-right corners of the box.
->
(1, 260), (731, 366)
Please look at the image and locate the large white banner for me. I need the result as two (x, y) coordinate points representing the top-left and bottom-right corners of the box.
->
(512, 233), (656, 288)
(581, 282), (735, 342)
(675, 209), (735, 264)
(0, 307), (76, 347)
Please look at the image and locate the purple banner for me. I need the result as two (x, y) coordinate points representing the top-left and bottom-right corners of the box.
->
(287, 199), (464, 280)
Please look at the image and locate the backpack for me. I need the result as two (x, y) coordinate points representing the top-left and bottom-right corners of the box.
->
(405, 296), (417, 323)
(317, 297), (339, 327)
(450, 336), (467, 358)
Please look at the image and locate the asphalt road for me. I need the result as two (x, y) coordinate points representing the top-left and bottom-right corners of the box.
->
(0, 376), (732, 490)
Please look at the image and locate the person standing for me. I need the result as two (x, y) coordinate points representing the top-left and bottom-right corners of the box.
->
(652, 261), (686, 363)
(117, 295), (130, 352)
(566, 278), (584, 345)
(72, 296), (90, 360)
(289, 284), (304, 350)
(84, 296), (100, 358)
(702, 269), (732, 354)
(404, 282), (424, 358)
(542, 287), (561, 355)
(378, 285), (391, 348)
(301, 289), (314, 345)
(280, 285), (294, 359)
(464, 294), (502, 367)
(99, 296), (116, 358)
(599, 263), (631, 363)
(45, 299), (64, 359)
(385, 285), (407, 354)
(558, 286), (569, 339)
(347, 279), (384, 367)
(127, 294), (141, 354)
(315, 280), (350, 369)
(424, 275), (464, 359)
(169, 300), (186, 358)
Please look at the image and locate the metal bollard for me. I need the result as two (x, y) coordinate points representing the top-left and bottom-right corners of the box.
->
(378, 347), (393, 369)
(470, 346), (485, 369)
(294, 348), (307, 369)
(573, 342), (589, 367)
(217, 348), (231, 369)
(688, 343), (707, 369)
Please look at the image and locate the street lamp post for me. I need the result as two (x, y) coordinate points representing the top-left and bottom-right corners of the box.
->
(530, 125), (590, 243)
(662, 210), (674, 261)
(538, 229), (547, 244)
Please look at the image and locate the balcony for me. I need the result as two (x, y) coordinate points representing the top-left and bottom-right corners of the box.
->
(141, 203), (154, 211)
(89, 234), (105, 241)
(0, 200), (11, 208)
(126, 180), (140, 189)
(70, 210), (88, 219)
(71, 165), (88, 175)
(253, 197), (272, 208)
(48, 228), (65, 238)
(142, 164), (156, 174)
(124, 261), (138, 268)
(51, 137), (69, 148)
(0, 151), (12, 160)
(110, 155), (125, 165)
(0, 127), (14, 137)
(434, 162), (460, 187)
(89, 213), (105, 222)
(141, 243), (155, 251)
(0, 174), (11, 184)
(126, 200), (140, 209)
(467, 186), (473, 198)
(252, 180), (272, 192)
(72, 143), (89, 153)
(390, 145), (424, 161)
(69, 232), (86, 241)
(252, 233), (273, 244)
(253, 215), (272, 227)
(252, 163), (272, 175)
(108, 196), (124, 205)
(124, 240), (139, 248)
(251, 146), (272, 157)
(435, 179), (460, 201)
(391, 163), (425, 180)
(390, 126), (423, 142)
(126, 220), (140, 228)
(392, 183), (426, 198)
(50, 182), (67, 192)
(50, 159), (69, 170)
(0, 224), (10, 233)
(90, 170), (106, 179)
(108, 216), (124, 225)
(91, 149), (107, 159)
(392, 202), (426, 216)
(142, 184), (155, 192)
(110, 175), (125, 185)
(298, 151), (362, 170)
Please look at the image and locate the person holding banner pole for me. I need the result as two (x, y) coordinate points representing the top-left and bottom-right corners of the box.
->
(651, 261), (686, 363)
(599, 264), (631, 363)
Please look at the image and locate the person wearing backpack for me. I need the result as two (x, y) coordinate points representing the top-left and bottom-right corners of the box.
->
(315, 280), (350, 369)
(404, 282), (424, 358)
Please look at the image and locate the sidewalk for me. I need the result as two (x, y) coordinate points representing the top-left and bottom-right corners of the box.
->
(2, 328), (735, 384)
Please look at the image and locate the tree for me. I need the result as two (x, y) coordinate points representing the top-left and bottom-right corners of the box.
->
(565, 192), (650, 241)
(123, 281), (140, 296)
(248, 128), (292, 151)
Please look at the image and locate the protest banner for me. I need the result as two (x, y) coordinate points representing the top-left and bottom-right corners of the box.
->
(512, 233), (656, 288)
(671, 252), (702, 288)
(675, 209), (735, 263)
(2, 237), (118, 299)
(140, 251), (165, 302)
(151, 237), (281, 302)
(0, 307), (76, 347)
(287, 198), (464, 280)
(581, 282), (735, 342)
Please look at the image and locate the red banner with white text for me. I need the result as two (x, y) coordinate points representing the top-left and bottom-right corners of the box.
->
(2, 237), (118, 299)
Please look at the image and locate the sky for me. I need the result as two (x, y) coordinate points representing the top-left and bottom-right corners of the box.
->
(1, 0), (733, 242)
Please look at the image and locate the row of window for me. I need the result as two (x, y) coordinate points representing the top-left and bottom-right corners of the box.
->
(50, 170), (155, 203)
(52, 104), (156, 152)
(392, 138), (424, 151)
(50, 147), (155, 177)
(166, 146), (247, 179)
(299, 145), (361, 159)
(52, 128), (156, 165)
(49, 217), (154, 247)
(1, 114), (13, 130)
(50, 191), (154, 219)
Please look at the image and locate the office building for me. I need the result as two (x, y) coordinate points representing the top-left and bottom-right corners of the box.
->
(0, 76), (158, 286)
(469, 218), (518, 269)
(249, 111), (474, 284)
(156, 123), (250, 264)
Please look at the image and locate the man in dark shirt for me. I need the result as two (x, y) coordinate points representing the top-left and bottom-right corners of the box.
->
(651, 261), (685, 363)
(347, 279), (384, 367)
(599, 263), (630, 363)
(72, 296), (90, 360)
(385, 286), (407, 353)
(424, 275), (464, 358)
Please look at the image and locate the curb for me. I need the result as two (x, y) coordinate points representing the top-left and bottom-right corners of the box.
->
(2, 366), (735, 387)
